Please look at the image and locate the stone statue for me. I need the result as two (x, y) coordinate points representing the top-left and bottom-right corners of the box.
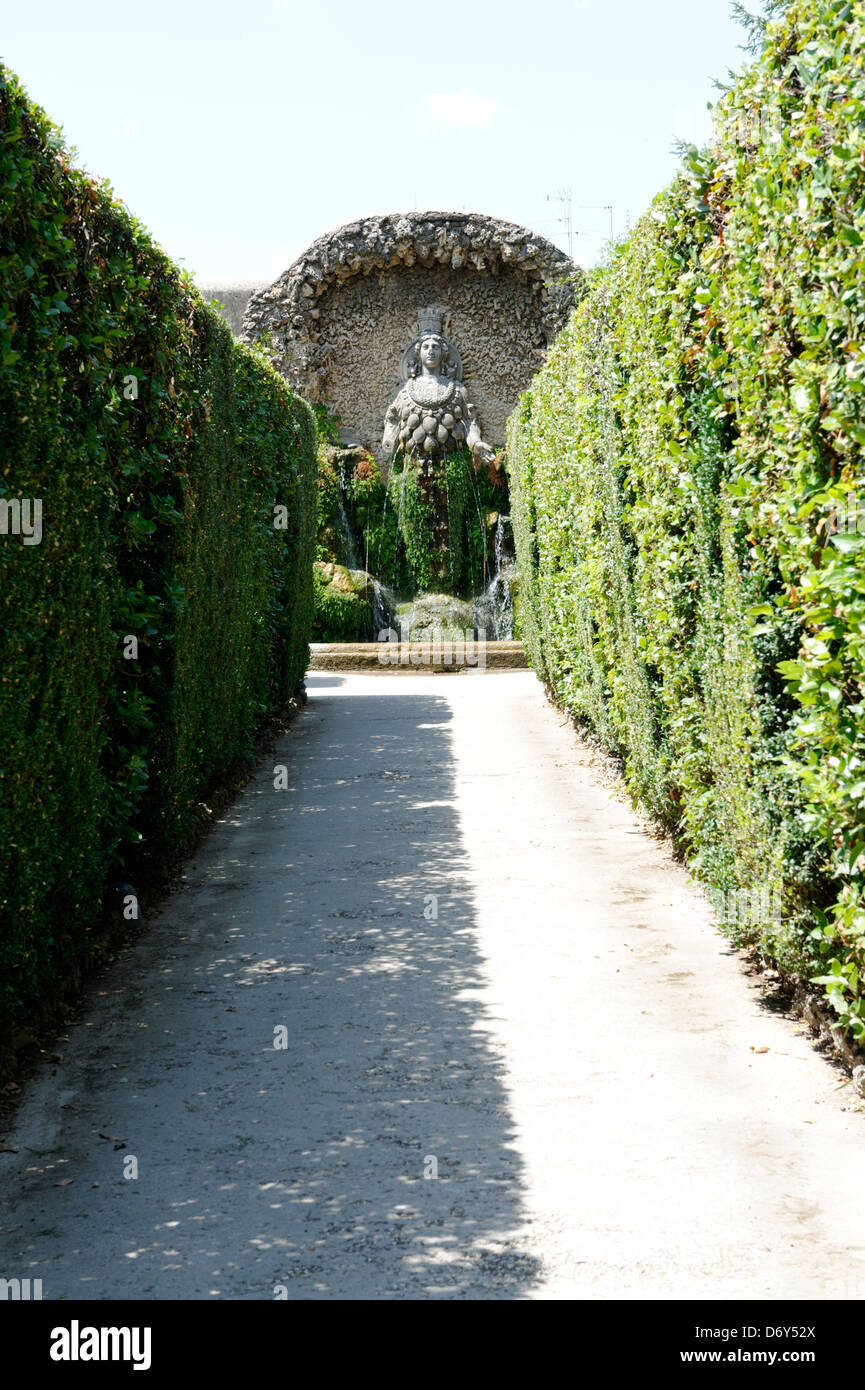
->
(381, 308), (495, 473)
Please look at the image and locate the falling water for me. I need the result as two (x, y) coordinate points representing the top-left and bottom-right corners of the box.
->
(474, 514), (515, 639)
(376, 483), (392, 583)
(370, 578), (396, 639)
(494, 513), (505, 575)
(337, 460), (360, 571)
(442, 458), (456, 593)
(466, 465), (490, 595)
(340, 448), (518, 646)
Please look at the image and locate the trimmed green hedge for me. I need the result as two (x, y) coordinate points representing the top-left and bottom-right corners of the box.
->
(0, 67), (316, 1034)
(508, 0), (865, 1035)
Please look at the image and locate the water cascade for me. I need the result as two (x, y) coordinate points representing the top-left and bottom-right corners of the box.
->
(474, 515), (515, 640)
(337, 459), (360, 571)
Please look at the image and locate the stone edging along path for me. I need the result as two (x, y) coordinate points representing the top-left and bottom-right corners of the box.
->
(789, 986), (865, 1098)
(309, 640), (528, 672)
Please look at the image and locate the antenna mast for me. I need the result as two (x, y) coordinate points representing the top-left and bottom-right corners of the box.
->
(546, 187), (574, 259)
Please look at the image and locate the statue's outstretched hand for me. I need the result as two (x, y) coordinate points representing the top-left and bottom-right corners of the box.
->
(381, 403), (400, 460)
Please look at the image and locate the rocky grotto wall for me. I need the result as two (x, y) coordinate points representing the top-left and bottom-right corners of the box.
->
(241, 211), (580, 461)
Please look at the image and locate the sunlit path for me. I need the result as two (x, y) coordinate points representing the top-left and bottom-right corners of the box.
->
(2, 672), (865, 1300)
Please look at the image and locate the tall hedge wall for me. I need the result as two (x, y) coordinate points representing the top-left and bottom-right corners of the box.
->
(0, 68), (317, 1035)
(508, 0), (865, 1036)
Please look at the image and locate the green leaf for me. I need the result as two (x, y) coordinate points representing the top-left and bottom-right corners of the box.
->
(776, 661), (805, 680)
(830, 533), (865, 552)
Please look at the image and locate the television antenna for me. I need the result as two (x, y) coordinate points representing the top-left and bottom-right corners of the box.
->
(546, 187), (574, 259)
(576, 204), (614, 242)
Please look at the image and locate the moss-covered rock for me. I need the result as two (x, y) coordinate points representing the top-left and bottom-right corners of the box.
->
(312, 562), (378, 641)
(395, 593), (477, 641)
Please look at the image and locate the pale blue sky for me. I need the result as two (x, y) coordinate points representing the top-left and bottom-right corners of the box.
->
(3, 0), (751, 283)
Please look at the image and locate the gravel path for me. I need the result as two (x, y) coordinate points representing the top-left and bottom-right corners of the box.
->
(2, 670), (865, 1300)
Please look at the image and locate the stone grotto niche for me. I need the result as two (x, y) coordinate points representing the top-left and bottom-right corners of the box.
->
(242, 211), (581, 640)
(241, 211), (580, 464)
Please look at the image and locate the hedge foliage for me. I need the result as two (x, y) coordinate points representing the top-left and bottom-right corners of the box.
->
(0, 68), (317, 1033)
(508, 0), (865, 1035)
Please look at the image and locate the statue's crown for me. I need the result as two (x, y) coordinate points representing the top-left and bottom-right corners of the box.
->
(417, 306), (443, 337)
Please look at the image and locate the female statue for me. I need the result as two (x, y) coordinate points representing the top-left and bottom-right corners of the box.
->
(381, 310), (495, 472)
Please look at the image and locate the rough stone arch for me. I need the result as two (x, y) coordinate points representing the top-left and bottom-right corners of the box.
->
(241, 210), (580, 460)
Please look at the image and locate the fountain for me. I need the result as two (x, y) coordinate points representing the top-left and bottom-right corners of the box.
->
(312, 307), (517, 649)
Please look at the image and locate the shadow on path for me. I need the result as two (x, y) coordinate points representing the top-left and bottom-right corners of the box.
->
(0, 677), (540, 1300)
